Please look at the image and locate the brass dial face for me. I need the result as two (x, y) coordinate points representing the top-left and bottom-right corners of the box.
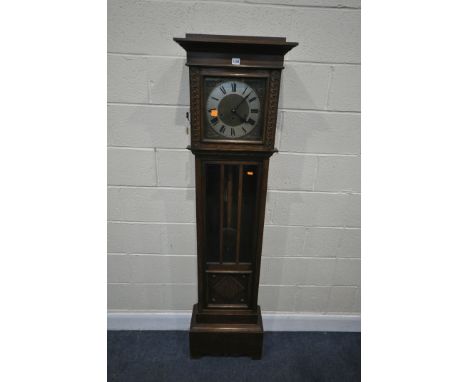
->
(204, 77), (265, 141)
(205, 79), (263, 140)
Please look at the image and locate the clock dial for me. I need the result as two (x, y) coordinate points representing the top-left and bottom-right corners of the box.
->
(206, 80), (261, 139)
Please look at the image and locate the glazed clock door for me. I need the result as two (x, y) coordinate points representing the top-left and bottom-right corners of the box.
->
(203, 161), (262, 308)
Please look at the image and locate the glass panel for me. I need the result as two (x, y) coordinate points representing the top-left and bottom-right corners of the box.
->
(205, 164), (220, 263)
(222, 165), (239, 263)
(239, 165), (260, 263)
(205, 162), (260, 265)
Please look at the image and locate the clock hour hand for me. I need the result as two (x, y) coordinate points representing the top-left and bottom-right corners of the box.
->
(230, 108), (248, 123)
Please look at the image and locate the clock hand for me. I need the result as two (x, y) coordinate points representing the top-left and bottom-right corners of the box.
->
(230, 108), (248, 123)
(233, 91), (251, 112)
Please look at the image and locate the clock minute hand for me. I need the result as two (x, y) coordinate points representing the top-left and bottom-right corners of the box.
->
(233, 91), (251, 112)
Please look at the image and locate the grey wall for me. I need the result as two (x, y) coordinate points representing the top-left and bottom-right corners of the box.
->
(108, 0), (360, 315)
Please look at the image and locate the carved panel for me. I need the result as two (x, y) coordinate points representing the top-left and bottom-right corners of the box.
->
(189, 67), (201, 146)
(207, 273), (250, 305)
(265, 70), (281, 148)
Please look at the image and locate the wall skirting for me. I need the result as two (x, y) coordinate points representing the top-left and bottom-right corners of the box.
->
(108, 311), (361, 332)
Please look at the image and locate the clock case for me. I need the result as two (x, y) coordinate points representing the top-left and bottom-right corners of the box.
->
(174, 34), (297, 359)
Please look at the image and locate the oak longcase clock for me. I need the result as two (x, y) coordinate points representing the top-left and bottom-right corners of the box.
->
(174, 34), (298, 359)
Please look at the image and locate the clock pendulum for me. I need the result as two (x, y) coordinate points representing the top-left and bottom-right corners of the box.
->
(174, 34), (298, 359)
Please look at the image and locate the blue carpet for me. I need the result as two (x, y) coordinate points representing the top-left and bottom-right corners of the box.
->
(108, 331), (360, 382)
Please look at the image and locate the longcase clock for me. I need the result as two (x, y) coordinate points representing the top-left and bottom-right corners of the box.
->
(174, 34), (298, 359)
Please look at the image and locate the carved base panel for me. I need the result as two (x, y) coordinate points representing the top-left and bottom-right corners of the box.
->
(189, 304), (263, 359)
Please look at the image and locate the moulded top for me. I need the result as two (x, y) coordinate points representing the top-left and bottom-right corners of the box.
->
(173, 33), (298, 56)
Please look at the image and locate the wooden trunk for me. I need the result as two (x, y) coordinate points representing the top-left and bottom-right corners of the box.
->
(189, 151), (272, 358)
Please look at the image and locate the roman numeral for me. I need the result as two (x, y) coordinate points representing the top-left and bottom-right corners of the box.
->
(211, 97), (219, 101)
(242, 87), (248, 95)
(220, 86), (226, 95)
(242, 127), (247, 133)
(231, 83), (236, 92)
(251, 109), (259, 113)
(230, 128), (235, 136)
(220, 125), (226, 133)
(211, 117), (218, 124)
(247, 118), (256, 125)
(248, 97), (257, 103)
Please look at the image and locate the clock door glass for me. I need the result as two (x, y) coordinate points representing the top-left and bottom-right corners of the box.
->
(239, 164), (259, 263)
(203, 77), (266, 141)
(204, 162), (261, 265)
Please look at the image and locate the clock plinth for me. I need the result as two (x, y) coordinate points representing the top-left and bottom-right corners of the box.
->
(174, 34), (298, 359)
(189, 304), (263, 359)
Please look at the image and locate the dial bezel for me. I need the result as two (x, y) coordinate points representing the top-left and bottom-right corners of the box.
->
(200, 68), (270, 145)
